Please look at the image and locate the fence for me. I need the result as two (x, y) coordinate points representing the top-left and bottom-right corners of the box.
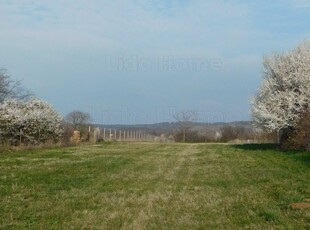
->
(98, 127), (154, 142)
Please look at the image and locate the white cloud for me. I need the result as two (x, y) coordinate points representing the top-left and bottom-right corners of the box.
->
(0, 0), (254, 56)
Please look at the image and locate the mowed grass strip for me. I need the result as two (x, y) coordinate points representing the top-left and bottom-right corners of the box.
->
(0, 142), (309, 229)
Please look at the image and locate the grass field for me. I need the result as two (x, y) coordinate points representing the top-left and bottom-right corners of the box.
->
(0, 142), (309, 229)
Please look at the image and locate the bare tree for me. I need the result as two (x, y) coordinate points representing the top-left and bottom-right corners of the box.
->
(173, 110), (198, 142)
(65, 110), (92, 130)
(0, 69), (32, 102)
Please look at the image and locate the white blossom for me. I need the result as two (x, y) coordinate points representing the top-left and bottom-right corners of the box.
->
(252, 40), (310, 132)
(0, 98), (63, 144)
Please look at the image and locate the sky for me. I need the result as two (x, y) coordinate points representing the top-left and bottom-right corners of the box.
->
(0, 0), (309, 124)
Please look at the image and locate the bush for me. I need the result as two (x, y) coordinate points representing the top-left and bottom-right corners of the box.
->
(220, 126), (239, 142)
(220, 126), (250, 142)
(0, 98), (63, 145)
(280, 110), (310, 151)
(174, 130), (205, 143)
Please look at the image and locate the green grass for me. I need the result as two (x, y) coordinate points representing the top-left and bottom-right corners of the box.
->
(0, 142), (309, 229)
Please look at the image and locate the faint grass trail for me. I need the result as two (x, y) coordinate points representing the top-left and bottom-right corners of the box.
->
(128, 144), (199, 230)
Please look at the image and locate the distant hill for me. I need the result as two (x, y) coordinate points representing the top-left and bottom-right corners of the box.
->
(94, 121), (254, 135)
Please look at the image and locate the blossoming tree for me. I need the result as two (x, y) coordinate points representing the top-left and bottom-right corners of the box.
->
(252, 41), (310, 145)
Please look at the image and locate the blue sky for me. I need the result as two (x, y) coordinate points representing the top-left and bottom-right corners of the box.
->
(0, 0), (309, 124)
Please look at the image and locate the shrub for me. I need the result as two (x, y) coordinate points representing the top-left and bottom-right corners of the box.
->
(280, 110), (310, 151)
(0, 98), (63, 145)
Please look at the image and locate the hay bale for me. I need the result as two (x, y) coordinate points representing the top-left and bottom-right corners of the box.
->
(94, 127), (101, 143)
(71, 130), (81, 143)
